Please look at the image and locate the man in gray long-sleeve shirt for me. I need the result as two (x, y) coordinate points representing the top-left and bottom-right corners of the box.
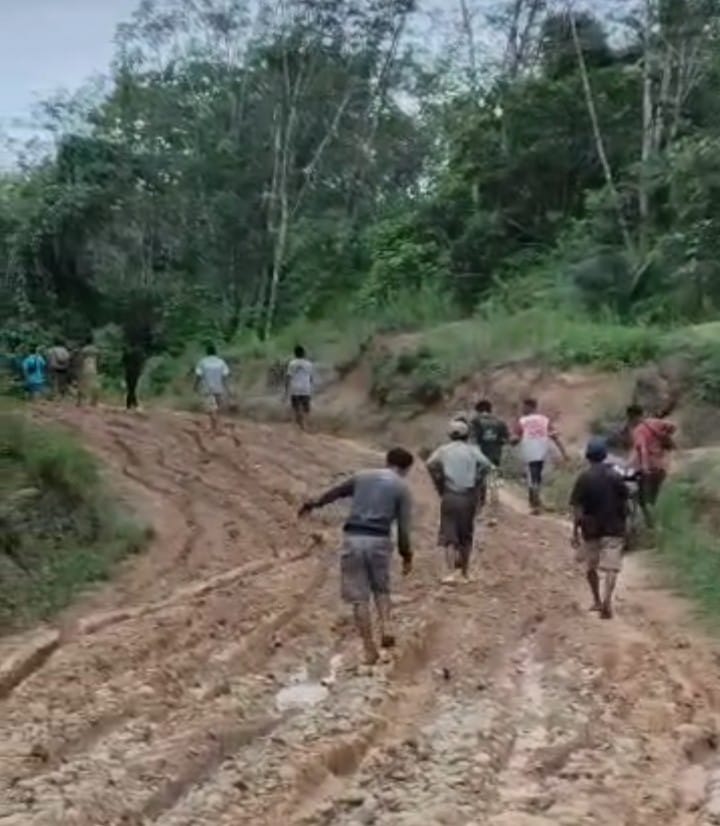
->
(299, 447), (414, 665)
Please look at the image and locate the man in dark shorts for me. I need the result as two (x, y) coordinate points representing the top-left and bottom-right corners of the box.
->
(426, 419), (492, 584)
(470, 399), (509, 519)
(571, 438), (629, 620)
(299, 447), (414, 665)
(626, 404), (675, 527)
(286, 346), (314, 430)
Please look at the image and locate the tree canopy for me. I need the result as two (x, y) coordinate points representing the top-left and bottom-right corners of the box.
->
(3, 0), (720, 353)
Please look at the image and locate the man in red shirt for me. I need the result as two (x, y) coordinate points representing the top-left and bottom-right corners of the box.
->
(626, 404), (676, 527)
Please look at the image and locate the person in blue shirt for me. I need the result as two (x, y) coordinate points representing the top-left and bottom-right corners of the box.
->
(22, 346), (48, 399)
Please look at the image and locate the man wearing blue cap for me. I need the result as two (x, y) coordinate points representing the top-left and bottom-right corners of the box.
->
(570, 437), (629, 619)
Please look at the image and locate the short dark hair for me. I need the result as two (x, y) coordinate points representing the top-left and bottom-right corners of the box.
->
(475, 399), (492, 413)
(627, 404), (643, 418)
(205, 341), (217, 356)
(386, 447), (414, 471)
(523, 397), (538, 411)
(294, 345), (306, 358)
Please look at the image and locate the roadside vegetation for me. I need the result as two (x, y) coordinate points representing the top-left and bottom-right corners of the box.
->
(0, 411), (149, 631)
(655, 456), (720, 622)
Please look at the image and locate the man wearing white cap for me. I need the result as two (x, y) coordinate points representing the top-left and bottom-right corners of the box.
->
(426, 419), (493, 584)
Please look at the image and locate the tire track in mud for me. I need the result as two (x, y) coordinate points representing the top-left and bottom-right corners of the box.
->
(108, 429), (203, 568)
(270, 529), (557, 826)
(0, 410), (364, 823)
(0, 543), (329, 791)
(1, 412), (439, 825)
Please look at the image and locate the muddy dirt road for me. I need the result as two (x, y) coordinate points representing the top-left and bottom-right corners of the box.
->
(2, 408), (720, 825)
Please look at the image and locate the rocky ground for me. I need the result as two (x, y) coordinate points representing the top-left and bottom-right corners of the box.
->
(1, 407), (720, 825)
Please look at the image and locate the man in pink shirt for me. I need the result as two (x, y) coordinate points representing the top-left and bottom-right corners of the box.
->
(626, 404), (676, 527)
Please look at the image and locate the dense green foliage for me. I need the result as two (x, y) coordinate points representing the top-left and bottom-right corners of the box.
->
(0, 412), (149, 628)
(3, 0), (720, 363)
(656, 456), (720, 622)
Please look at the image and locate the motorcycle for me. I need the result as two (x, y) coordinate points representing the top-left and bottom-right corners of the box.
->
(610, 462), (642, 551)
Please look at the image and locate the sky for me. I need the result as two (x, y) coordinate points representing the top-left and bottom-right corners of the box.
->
(0, 0), (138, 158)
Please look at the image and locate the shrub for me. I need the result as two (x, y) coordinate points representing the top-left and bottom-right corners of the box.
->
(370, 346), (448, 409)
(655, 457), (720, 622)
(548, 324), (663, 369)
(0, 412), (149, 629)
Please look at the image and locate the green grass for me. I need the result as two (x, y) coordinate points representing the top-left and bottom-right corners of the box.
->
(655, 456), (720, 621)
(363, 308), (670, 410)
(0, 412), (150, 630)
(138, 292), (720, 420)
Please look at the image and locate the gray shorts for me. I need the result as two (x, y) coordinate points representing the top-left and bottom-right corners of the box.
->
(340, 534), (392, 604)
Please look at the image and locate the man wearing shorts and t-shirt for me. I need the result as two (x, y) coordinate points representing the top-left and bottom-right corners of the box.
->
(299, 448), (414, 665)
(194, 343), (230, 434)
(512, 398), (567, 514)
(286, 345), (314, 429)
(571, 438), (629, 620)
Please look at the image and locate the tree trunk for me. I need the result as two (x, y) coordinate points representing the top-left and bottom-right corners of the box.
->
(569, 11), (637, 264)
(263, 31), (304, 338)
(264, 187), (289, 340)
(347, 7), (409, 218)
(639, 26), (654, 254)
(503, 0), (545, 77)
(458, 0), (480, 93)
(292, 84), (355, 219)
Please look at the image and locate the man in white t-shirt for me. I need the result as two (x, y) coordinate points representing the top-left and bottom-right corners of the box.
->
(194, 342), (230, 433)
(512, 398), (567, 514)
(285, 345), (314, 430)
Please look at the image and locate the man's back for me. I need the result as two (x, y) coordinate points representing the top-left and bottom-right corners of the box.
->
(471, 413), (509, 466)
(570, 463), (628, 539)
(196, 355), (229, 395)
(632, 418), (675, 471)
(345, 469), (410, 536)
(427, 441), (489, 493)
(22, 354), (46, 386)
(516, 413), (553, 463)
(48, 346), (70, 371)
(80, 345), (99, 376)
(287, 357), (314, 396)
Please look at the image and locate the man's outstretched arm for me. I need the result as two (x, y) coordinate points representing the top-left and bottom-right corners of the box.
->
(299, 477), (355, 516)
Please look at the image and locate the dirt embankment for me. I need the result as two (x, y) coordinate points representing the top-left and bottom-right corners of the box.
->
(263, 334), (703, 453)
(1, 407), (720, 824)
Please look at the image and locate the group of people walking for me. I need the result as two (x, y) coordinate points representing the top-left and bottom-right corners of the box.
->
(194, 342), (315, 433)
(300, 397), (676, 664)
(15, 338), (100, 405)
(13, 332), (676, 663)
